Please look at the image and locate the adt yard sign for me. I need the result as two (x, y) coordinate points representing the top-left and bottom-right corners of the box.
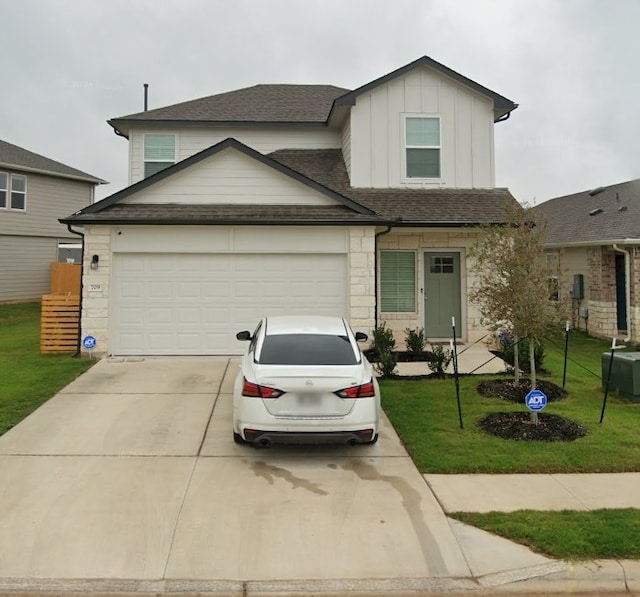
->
(82, 335), (97, 351)
(525, 389), (547, 412)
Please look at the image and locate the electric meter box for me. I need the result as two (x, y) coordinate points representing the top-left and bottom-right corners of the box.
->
(602, 351), (640, 402)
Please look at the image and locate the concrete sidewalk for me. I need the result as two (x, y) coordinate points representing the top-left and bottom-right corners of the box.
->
(395, 342), (506, 376)
(426, 472), (640, 513)
(0, 356), (638, 596)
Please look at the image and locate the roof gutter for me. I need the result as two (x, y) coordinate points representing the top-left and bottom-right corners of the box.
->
(545, 238), (640, 249)
(613, 244), (631, 343)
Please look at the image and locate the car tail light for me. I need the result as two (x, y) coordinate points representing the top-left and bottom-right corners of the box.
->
(335, 379), (375, 399)
(241, 378), (284, 399)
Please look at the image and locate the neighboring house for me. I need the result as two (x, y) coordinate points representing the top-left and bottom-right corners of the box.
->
(535, 178), (640, 342)
(0, 139), (106, 302)
(61, 55), (520, 357)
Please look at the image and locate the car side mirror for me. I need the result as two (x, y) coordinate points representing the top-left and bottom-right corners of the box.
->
(236, 330), (252, 341)
(355, 331), (368, 342)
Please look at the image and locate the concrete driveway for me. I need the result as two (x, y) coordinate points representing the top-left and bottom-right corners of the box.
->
(0, 357), (556, 594)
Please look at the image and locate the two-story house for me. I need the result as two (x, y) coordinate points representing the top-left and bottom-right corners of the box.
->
(0, 139), (105, 302)
(62, 56), (519, 356)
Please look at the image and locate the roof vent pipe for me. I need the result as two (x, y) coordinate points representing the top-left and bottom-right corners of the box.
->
(143, 83), (149, 111)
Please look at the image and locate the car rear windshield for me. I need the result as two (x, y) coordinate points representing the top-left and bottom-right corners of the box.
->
(258, 334), (359, 365)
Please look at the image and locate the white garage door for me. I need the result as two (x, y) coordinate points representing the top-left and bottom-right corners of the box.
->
(111, 253), (348, 355)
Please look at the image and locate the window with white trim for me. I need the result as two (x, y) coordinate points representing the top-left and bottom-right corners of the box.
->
(405, 116), (440, 179)
(0, 172), (27, 211)
(143, 133), (176, 178)
(380, 251), (416, 312)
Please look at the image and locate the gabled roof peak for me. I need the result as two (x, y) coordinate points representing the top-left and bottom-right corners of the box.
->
(331, 55), (518, 123)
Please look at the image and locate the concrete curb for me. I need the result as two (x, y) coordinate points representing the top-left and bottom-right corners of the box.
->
(0, 559), (635, 595)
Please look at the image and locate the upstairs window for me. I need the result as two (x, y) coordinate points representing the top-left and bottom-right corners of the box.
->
(380, 251), (416, 312)
(0, 172), (26, 211)
(144, 134), (176, 178)
(0, 173), (6, 208)
(405, 116), (440, 179)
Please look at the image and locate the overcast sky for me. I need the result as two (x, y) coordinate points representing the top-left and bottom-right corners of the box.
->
(1, 0), (639, 204)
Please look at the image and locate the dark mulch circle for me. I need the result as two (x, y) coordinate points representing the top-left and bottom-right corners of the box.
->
(479, 411), (588, 442)
(477, 378), (567, 403)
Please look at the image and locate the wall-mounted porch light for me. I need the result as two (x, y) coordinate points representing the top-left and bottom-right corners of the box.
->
(90, 254), (99, 270)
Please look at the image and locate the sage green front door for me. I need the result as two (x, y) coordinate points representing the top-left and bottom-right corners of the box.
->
(424, 252), (461, 338)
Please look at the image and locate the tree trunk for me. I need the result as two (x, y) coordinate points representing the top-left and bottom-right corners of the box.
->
(513, 334), (520, 386)
(530, 338), (538, 425)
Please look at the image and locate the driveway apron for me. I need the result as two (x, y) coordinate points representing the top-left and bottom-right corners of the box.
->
(0, 357), (472, 584)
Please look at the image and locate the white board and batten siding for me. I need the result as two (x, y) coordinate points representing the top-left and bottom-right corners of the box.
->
(349, 66), (495, 189)
(129, 127), (342, 185)
(110, 226), (349, 355)
(121, 148), (337, 206)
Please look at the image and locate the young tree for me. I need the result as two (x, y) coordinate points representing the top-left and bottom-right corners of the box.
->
(469, 203), (563, 422)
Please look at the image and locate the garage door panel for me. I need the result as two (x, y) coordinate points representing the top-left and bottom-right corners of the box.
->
(112, 253), (348, 355)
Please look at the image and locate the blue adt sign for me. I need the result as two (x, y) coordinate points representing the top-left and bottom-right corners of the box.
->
(82, 335), (97, 350)
(525, 389), (547, 412)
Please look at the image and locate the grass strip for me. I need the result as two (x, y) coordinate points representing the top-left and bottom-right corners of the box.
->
(452, 509), (640, 560)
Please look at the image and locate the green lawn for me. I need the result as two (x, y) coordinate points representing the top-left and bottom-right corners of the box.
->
(452, 509), (640, 560)
(0, 301), (94, 436)
(381, 330), (640, 560)
(381, 331), (640, 474)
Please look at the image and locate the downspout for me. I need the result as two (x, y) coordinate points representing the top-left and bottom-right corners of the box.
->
(374, 225), (394, 330)
(613, 244), (631, 342)
(67, 224), (85, 356)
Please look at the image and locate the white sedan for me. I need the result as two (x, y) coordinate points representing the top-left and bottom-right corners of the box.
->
(232, 315), (380, 447)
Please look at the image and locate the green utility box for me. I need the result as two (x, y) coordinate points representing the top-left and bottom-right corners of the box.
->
(602, 351), (640, 402)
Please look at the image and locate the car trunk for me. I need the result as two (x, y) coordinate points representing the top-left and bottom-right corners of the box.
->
(255, 365), (364, 418)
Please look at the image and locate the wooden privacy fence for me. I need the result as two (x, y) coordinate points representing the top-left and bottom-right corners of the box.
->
(51, 262), (81, 295)
(41, 293), (80, 353)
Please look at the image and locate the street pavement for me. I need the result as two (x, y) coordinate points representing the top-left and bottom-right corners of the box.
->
(0, 355), (638, 596)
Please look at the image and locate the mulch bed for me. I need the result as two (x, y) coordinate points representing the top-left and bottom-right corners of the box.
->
(476, 377), (587, 442)
(477, 378), (568, 403)
(478, 412), (588, 442)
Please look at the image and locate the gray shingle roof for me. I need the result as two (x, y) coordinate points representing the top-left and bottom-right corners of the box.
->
(63, 141), (519, 226)
(0, 139), (106, 184)
(65, 203), (381, 225)
(109, 85), (350, 134)
(108, 55), (518, 135)
(534, 179), (640, 245)
(269, 148), (519, 225)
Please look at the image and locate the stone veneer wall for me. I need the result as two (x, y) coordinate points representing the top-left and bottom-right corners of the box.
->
(349, 227), (376, 335)
(80, 225), (111, 356)
(376, 228), (486, 346)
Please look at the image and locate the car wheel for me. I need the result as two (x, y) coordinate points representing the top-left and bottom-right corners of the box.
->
(233, 431), (247, 445)
(367, 434), (379, 444)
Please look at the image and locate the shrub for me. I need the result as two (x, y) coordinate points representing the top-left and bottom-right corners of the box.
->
(371, 322), (396, 355)
(405, 327), (426, 354)
(427, 344), (452, 378)
(371, 322), (397, 377)
(375, 349), (398, 377)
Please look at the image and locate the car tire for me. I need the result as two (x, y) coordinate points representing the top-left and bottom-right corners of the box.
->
(367, 434), (379, 445)
(233, 431), (247, 445)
